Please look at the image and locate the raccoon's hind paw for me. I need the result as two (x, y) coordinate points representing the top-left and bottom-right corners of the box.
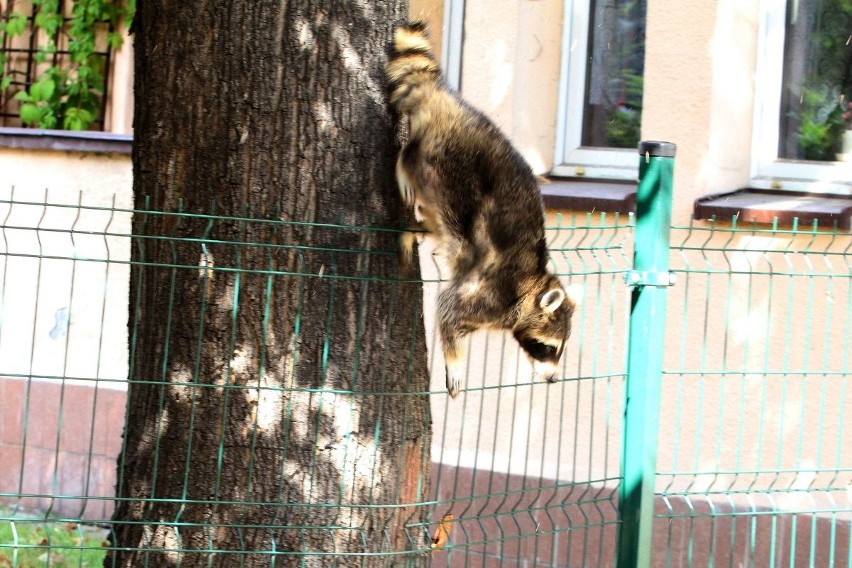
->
(395, 155), (416, 209)
(398, 231), (417, 277)
(399, 180), (415, 209)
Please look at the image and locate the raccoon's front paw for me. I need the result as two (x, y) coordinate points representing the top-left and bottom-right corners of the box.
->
(445, 365), (462, 398)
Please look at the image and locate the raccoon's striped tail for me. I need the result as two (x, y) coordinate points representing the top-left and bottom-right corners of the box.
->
(386, 22), (443, 114)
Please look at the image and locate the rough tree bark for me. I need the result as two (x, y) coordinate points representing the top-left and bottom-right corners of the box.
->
(109, 2), (431, 566)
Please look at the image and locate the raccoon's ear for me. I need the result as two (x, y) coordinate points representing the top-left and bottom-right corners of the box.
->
(539, 288), (565, 313)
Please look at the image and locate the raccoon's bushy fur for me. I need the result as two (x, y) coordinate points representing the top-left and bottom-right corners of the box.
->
(387, 22), (574, 398)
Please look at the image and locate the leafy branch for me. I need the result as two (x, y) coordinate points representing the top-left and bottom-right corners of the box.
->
(0, 0), (134, 130)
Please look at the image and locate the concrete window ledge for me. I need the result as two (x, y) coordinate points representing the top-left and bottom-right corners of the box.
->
(694, 189), (852, 230)
(0, 127), (132, 155)
(540, 177), (636, 215)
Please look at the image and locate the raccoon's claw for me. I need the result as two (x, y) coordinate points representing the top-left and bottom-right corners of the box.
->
(445, 366), (461, 398)
(400, 183), (415, 209)
(398, 232), (417, 277)
(395, 155), (416, 208)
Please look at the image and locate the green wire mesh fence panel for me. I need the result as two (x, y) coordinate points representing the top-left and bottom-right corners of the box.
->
(657, 219), (852, 567)
(2, 188), (850, 567)
(0, 191), (632, 567)
(0, 191), (131, 565)
(426, 211), (631, 567)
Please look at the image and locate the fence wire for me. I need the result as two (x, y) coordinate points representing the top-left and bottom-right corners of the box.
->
(0, 192), (849, 567)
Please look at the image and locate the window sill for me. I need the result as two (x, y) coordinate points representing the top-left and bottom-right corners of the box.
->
(0, 127), (132, 155)
(540, 177), (636, 214)
(694, 189), (852, 230)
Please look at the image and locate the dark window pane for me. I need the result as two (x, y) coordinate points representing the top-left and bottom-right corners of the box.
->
(583, 0), (646, 149)
(779, 0), (852, 161)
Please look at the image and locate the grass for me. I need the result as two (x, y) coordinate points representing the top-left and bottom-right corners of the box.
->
(0, 508), (108, 568)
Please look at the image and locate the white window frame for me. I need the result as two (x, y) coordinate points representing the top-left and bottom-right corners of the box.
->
(441, 0), (465, 92)
(552, 0), (639, 180)
(751, 0), (852, 196)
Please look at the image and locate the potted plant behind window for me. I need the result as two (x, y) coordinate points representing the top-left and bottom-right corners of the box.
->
(794, 85), (845, 161)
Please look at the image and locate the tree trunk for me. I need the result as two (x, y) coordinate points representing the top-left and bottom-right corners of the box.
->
(109, 2), (431, 566)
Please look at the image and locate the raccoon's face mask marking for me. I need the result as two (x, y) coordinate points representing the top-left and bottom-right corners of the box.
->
(513, 286), (573, 384)
(515, 335), (564, 384)
(520, 338), (559, 362)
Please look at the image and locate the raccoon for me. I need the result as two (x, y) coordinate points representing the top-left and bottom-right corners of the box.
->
(387, 22), (574, 398)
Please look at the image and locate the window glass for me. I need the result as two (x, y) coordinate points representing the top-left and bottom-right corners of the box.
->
(778, 0), (852, 162)
(582, 0), (646, 149)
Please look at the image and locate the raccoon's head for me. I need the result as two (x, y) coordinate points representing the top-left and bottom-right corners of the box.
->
(512, 275), (574, 384)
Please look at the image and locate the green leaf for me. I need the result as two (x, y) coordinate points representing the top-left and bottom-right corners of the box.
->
(34, 10), (48, 29)
(29, 78), (56, 102)
(79, 108), (95, 124)
(42, 78), (57, 101)
(49, 68), (67, 83)
(14, 90), (33, 102)
(127, 0), (136, 27)
(79, 97), (101, 116)
(63, 107), (94, 131)
(64, 116), (83, 131)
(40, 110), (57, 129)
(7, 12), (28, 36)
(0, 76), (11, 90)
(19, 103), (42, 125)
(34, 10), (62, 36)
(29, 82), (43, 102)
(107, 31), (124, 50)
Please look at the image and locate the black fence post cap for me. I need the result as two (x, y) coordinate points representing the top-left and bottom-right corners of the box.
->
(638, 141), (677, 157)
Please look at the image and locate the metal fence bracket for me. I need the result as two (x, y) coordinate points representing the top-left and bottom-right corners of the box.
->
(623, 270), (677, 288)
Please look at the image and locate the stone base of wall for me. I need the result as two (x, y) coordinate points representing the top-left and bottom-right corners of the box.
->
(0, 376), (125, 521)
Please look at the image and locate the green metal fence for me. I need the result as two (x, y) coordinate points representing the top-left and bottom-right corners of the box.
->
(656, 216), (852, 566)
(0, 151), (850, 566)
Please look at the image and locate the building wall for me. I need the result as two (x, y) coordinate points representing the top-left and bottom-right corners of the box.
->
(0, 156), (131, 520)
(459, 0), (762, 224)
(0, 148), (132, 198)
(460, 0), (564, 174)
(0, 150), (132, 389)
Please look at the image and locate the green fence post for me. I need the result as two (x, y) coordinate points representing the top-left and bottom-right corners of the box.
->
(618, 140), (676, 567)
